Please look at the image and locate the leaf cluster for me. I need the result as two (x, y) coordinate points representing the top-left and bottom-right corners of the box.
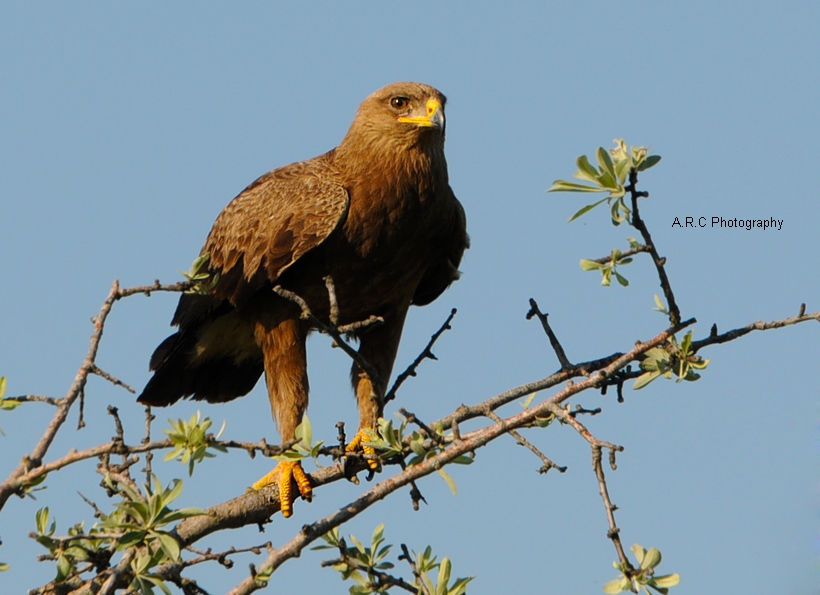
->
(32, 476), (203, 594)
(274, 416), (325, 463)
(163, 411), (227, 476)
(634, 331), (709, 390)
(367, 417), (473, 496)
(314, 524), (472, 595)
(603, 544), (680, 594)
(548, 139), (660, 226)
(180, 252), (220, 295)
(580, 242), (640, 287)
(33, 508), (109, 583)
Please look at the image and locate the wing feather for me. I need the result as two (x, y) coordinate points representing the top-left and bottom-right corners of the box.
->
(204, 166), (348, 303)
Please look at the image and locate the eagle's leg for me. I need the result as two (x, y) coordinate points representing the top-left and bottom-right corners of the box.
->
(252, 317), (312, 518)
(346, 305), (409, 469)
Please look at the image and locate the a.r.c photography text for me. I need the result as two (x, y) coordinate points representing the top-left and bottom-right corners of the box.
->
(672, 216), (783, 230)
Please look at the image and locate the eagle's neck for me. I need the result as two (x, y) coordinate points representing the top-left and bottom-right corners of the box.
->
(335, 126), (449, 195)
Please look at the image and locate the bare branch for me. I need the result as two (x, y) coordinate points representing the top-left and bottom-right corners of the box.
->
(692, 308), (820, 353)
(385, 308), (457, 404)
(0, 280), (121, 510)
(526, 299), (573, 371)
(90, 366), (135, 394)
(486, 410), (566, 474)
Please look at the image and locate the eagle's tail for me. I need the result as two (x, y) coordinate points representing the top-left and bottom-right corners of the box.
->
(138, 295), (264, 407)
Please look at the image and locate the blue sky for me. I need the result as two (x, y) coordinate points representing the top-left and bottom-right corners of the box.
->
(1, 2), (818, 593)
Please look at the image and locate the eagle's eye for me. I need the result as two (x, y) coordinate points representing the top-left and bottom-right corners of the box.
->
(390, 96), (410, 110)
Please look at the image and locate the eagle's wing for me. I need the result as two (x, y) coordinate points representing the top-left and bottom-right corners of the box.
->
(412, 191), (469, 306)
(202, 166), (349, 307)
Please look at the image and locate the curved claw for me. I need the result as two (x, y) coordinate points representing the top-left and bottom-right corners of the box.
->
(252, 460), (312, 518)
(345, 428), (380, 470)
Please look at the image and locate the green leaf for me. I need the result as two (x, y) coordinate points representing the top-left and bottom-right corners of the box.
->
(164, 479), (184, 506)
(614, 157), (631, 185)
(603, 577), (628, 594)
(36, 507), (52, 535)
(640, 547), (661, 570)
(568, 197), (609, 222)
(0, 377), (6, 399)
(349, 534), (366, 555)
(637, 155), (662, 171)
(255, 565), (273, 582)
(410, 440), (427, 457)
(450, 455), (473, 465)
(580, 259), (603, 271)
(597, 146), (617, 183)
(633, 371), (660, 390)
(156, 532), (181, 561)
(119, 530), (147, 550)
(438, 468), (458, 495)
(0, 562), (9, 571)
(448, 576), (474, 595)
(574, 155), (602, 184)
(55, 554), (72, 582)
(549, 180), (606, 194)
(436, 557), (452, 595)
(652, 573), (681, 588)
(614, 271), (629, 287)
(143, 575), (173, 595)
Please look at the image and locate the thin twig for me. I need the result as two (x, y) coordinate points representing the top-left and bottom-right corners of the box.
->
(587, 244), (651, 265)
(385, 308), (457, 404)
(526, 299), (573, 371)
(90, 365), (135, 393)
(592, 445), (633, 573)
(691, 308), (820, 352)
(486, 410), (566, 474)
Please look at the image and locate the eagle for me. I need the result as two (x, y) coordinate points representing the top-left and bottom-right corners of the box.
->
(138, 82), (468, 517)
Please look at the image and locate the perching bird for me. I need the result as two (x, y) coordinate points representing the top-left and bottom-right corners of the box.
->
(138, 82), (468, 517)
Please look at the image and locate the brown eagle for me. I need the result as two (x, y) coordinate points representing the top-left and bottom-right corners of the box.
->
(138, 82), (468, 517)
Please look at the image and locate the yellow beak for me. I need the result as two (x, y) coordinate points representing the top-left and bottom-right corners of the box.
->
(398, 99), (444, 129)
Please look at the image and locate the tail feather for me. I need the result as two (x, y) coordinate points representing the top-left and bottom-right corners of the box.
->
(139, 293), (264, 407)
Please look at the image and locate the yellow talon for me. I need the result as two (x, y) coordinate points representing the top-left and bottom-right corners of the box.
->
(253, 460), (312, 518)
(345, 428), (380, 470)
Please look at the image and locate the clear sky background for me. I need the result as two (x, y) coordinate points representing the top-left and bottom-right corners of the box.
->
(1, 2), (818, 594)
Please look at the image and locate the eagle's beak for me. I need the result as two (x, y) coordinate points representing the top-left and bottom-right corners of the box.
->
(398, 99), (444, 129)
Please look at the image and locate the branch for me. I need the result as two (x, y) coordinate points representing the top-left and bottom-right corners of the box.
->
(0, 280), (121, 510)
(272, 285), (383, 387)
(691, 307), (820, 353)
(385, 308), (457, 404)
(627, 169), (681, 326)
(526, 299), (573, 371)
